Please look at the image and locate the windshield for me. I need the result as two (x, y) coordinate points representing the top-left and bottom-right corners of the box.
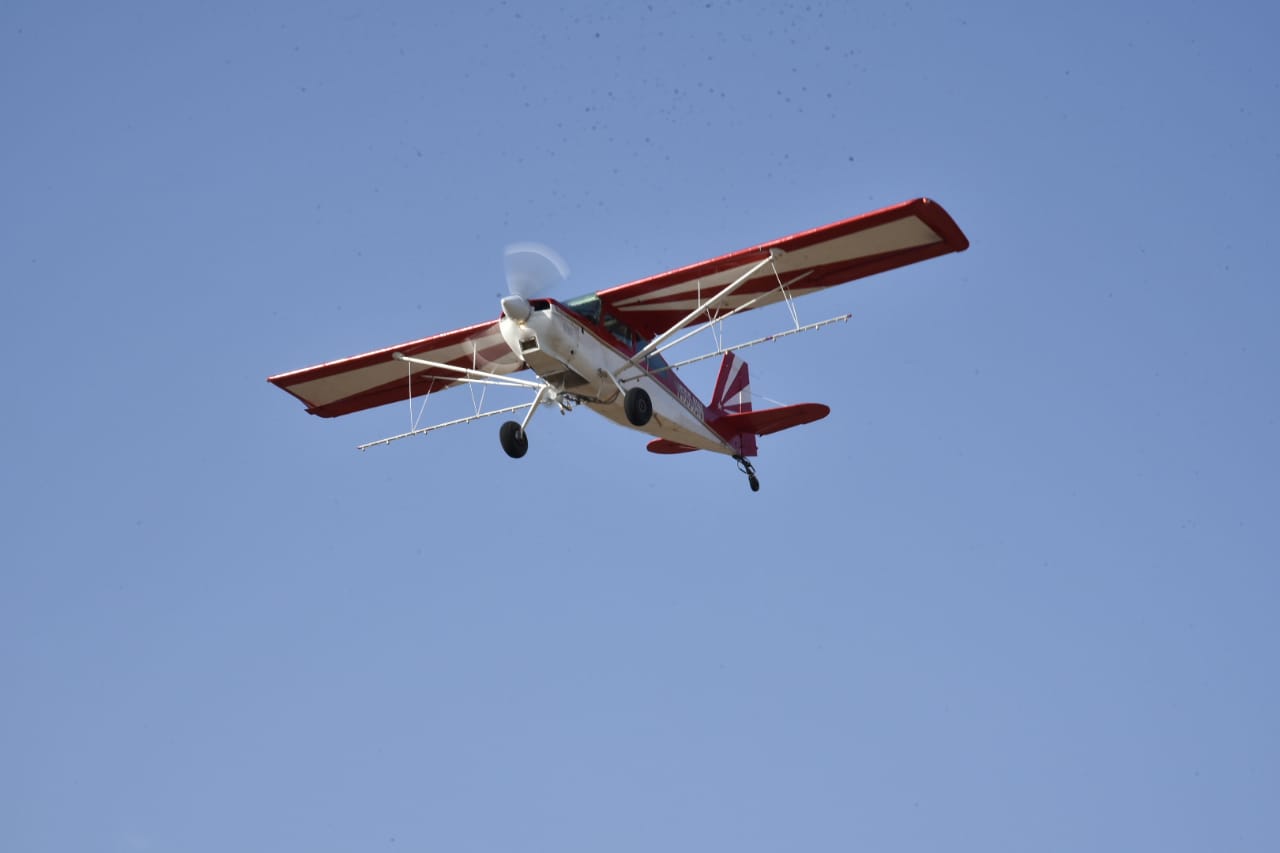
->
(563, 294), (601, 324)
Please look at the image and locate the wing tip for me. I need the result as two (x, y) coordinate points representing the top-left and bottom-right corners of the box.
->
(912, 196), (970, 252)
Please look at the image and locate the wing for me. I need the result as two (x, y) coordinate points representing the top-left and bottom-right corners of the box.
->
(597, 198), (968, 339)
(268, 319), (524, 418)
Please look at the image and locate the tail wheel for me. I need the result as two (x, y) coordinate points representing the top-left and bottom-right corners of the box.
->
(735, 454), (761, 493)
(624, 387), (653, 426)
(499, 420), (529, 458)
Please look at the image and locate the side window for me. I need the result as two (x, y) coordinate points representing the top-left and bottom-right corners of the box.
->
(600, 311), (659, 369)
(602, 313), (634, 350)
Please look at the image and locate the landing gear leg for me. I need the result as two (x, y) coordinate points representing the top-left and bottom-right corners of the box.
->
(499, 386), (549, 459)
(734, 455), (760, 493)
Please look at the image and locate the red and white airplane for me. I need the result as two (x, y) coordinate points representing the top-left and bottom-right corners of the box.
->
(268, 198), (968, 491)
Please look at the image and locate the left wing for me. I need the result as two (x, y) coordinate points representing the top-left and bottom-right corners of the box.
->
(597, 197), (968, 340)
(268, 320), (523, 418)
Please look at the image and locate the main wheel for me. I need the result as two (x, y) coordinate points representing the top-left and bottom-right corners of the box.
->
(748, 475), (760, 492)
(499, 420), (529, 458)
(624, 387), (653, 426)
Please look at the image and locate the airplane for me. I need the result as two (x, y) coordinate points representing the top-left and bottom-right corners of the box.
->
(268, 197), (969, 491)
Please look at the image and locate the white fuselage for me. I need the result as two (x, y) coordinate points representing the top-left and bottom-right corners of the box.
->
(498, 302), (735, 455)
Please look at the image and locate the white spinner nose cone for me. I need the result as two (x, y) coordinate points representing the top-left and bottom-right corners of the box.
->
(501, 294), (533, 324)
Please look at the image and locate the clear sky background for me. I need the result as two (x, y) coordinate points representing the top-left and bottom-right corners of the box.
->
(3, 2), (1277, 851)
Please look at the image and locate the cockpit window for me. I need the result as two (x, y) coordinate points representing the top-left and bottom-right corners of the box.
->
(565, 296), (664, 370)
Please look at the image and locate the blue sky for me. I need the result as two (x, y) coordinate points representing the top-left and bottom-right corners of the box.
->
(3, 1), (1277, 851)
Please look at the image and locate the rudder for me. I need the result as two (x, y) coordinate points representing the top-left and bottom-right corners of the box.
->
(711, 351), (752, 415)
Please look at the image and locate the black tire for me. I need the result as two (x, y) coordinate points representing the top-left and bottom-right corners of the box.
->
(499, 420), (529, 458)
(748, 475), (760, 492)
(624, 387), (653, 426)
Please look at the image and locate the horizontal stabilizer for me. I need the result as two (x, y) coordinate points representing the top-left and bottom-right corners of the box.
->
(712, 403), (830, 437)
(646, 438), (699, 454)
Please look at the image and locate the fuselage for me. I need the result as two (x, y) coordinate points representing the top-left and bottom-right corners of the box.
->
(497, 295), (736, 455)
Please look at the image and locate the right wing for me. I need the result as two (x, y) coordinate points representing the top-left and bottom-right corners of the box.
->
(268, 320), (524, 418)
(596, 198), (968, 341)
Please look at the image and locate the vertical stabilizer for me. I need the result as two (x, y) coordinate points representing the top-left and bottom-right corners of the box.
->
(711, 352), (752, 415)
(710, 352), (756, 456)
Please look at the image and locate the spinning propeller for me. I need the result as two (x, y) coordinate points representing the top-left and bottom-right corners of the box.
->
(503, 241), (570, 297)
(500, 242), (569, 322)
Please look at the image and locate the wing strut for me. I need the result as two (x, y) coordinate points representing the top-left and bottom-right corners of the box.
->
(391, 352), (547, 390)
(657, 313), (852, 373)
(622, 249), (782, 371)
(624, 267), (817, 371)
(355, 353), (553, 450)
